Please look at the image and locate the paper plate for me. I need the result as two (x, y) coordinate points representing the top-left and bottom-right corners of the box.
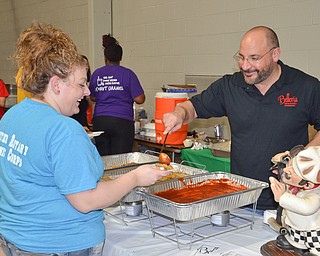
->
(88, 131), (104, 139)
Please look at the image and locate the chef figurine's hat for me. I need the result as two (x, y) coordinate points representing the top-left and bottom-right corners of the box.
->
(292, 146), (320, 184)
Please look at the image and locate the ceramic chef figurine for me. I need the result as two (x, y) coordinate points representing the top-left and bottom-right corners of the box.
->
(269, 146), (320, 255)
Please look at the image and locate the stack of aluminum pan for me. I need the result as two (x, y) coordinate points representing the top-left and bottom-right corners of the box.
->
(102, 152), (208, 202)
(137, 172), (268, 221)
(102, 151), (159, 172)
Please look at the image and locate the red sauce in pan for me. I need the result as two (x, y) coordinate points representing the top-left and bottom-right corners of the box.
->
(155, 178), (248, 203)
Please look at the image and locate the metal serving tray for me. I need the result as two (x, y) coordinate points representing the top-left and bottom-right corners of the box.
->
(101, 151), (159, 171)
(137, 172), (268, 221)
(103, 162), (208, 203)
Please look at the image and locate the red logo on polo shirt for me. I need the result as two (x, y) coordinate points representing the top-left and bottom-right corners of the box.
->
(278, 93), (298, 107)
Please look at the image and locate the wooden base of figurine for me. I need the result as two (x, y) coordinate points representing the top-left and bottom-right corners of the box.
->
(260, 240), (304, 256)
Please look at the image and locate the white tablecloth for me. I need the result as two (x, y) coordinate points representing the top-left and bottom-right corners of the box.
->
(102, 206), (277, 256)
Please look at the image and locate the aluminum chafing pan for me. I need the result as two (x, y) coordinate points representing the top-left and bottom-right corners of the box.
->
(102, 152), (159, 171)
(136, 172), (269, 221)
(103, 162), (208, 203)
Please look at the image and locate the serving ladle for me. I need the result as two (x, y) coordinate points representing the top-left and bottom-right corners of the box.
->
(159, 133), (171, 165)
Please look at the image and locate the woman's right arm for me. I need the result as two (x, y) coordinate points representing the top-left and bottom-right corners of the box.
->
(134, 93), (145, 104)
(65, 164), (169, 213)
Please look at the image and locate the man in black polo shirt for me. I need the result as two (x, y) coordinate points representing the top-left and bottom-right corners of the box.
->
(163, 26), (320, 211)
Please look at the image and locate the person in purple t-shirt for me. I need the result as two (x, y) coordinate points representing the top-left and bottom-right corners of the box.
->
(89, 34), (145, 155)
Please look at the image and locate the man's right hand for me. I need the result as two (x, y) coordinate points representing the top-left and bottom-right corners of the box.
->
(163, 111), (183, 134)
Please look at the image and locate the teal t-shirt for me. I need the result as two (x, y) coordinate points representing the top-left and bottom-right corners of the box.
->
(0, 98), (105, 253)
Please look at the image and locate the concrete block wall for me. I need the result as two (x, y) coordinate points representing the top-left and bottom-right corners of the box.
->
(0, 0), (320, 138)
(111, 0), (320, 137)
(0, 0), (90, 84)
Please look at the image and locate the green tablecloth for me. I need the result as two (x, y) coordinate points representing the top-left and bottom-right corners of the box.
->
(181, 148), (230, 173)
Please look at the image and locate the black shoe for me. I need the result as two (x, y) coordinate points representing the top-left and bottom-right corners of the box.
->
(276, 235), (310, 254)
(276, 235), (296, 250)
(303, 252), (317, 256)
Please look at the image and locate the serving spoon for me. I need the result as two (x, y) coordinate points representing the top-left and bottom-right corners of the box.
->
(159, 133), (171, 165)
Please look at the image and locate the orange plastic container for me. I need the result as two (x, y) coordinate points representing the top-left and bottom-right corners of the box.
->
(154, 92), (188, 145)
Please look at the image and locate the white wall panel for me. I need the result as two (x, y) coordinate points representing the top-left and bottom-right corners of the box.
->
(0, 0), (320, 130)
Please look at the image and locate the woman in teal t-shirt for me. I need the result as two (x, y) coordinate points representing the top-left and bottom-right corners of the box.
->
(0, 22), (168, 256)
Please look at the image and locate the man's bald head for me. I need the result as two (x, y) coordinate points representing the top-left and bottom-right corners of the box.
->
(243, 26), (279, 49)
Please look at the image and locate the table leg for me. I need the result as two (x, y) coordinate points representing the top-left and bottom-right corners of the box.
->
(132, 140), (139, 152)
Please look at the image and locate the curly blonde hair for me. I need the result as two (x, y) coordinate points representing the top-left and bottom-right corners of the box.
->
(13, 22), (87, 94)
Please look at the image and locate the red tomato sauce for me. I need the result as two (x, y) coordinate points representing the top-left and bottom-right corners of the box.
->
(155, 178), (248, 203)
